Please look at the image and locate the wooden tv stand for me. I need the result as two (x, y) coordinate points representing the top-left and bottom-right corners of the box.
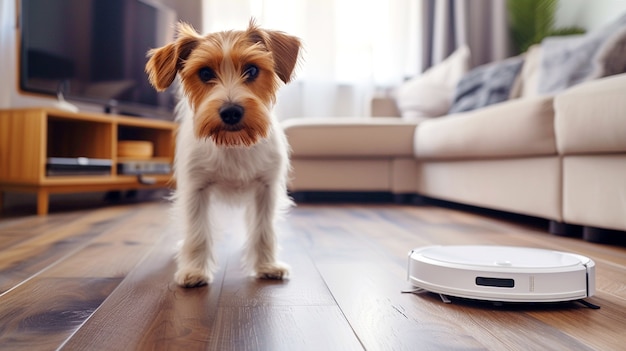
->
(0, 108), (176, 215)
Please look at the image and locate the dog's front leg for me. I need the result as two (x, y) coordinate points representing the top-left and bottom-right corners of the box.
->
(245, 182), (290, 279)
(174, 184), (216, 287)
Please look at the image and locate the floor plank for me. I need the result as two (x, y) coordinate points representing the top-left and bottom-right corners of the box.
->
(0, 211), (84, 249)
(0, 206), (138, 294)
(290, 212), (567, 350)
(209, 305), (362, 351)
(0, 277), (121, 351)
(286, 204), (623, 351)
(62, 213), (363, 351)
(0, 203), (172, 350)
(57, 225), (192, 351)
(0, 201), (625, 350)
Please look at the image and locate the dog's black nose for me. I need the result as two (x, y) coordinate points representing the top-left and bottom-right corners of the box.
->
(219, 104), (244, 125)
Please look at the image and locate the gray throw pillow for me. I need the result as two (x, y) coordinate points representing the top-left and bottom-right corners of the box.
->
(539, 13), (626, 94)
(448, 56), (524, 114)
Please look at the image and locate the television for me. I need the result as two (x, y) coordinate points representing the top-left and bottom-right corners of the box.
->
(19, 0), (178, 119)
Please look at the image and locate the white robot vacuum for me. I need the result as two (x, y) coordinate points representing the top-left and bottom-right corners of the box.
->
(407, 245), (596, 305)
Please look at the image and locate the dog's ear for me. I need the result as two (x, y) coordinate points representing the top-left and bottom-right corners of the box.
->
(265, 31), (301, 83)
(146, 22), (201, 91)
(247, 21), (301, 84)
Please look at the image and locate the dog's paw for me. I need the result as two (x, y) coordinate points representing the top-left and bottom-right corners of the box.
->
(175, 268), (213, 288)
(256, 261), (291, 280)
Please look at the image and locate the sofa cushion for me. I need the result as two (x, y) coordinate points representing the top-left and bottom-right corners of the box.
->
(396, 83), (451, 120)
(415, 95), (556, 159)
(555, 73), (626, 155)
(509, 44), (542, 99)
(283, 118), (419, 157)
(395, 45), (470, 119)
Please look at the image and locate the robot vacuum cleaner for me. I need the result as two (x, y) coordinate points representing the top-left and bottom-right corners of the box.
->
(407, 245), (596, 305)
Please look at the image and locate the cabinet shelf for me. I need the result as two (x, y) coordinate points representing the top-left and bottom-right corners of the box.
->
(0, 108), (176, 215)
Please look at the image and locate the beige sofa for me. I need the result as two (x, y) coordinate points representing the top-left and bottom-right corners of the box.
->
(283, 73), (626, 241)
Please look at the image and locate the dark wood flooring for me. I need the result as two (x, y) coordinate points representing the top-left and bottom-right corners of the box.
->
(0, 201), (625, 350)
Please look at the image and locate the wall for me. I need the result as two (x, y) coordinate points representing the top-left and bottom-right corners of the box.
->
(162, 0), (202, 31)
(556, 0), (626, 31)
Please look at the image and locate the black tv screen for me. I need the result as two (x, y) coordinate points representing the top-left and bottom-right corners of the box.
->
(20, 0), (177, 119)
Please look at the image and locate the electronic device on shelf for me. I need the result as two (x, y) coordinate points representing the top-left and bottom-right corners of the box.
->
(117, 160), (171, 175)
(46, 157), (112, 176)
(406, 245), (597, 306)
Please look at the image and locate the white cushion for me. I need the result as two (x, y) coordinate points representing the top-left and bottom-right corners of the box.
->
(512, 44), (542, 98)
(395, 45), (470, 120)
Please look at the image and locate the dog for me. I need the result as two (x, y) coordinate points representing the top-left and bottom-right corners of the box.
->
(145, 21), (301, 287)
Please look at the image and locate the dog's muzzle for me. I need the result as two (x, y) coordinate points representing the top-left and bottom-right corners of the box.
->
(219, 104), (244, 125)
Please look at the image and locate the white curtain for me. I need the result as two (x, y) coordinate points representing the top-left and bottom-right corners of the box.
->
(202, 0), (420, 120)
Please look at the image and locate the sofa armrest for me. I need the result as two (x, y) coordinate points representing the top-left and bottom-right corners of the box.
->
(555, 73), (626, 155)
(371, 96), (401, 117)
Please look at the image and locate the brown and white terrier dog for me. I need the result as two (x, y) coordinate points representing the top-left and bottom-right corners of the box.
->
(145, 21), (300, 287)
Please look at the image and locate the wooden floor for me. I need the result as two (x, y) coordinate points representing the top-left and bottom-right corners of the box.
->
(0, 200), (625, 350)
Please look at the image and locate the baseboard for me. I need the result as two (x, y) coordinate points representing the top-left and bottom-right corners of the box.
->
(289, 191), (396, 203)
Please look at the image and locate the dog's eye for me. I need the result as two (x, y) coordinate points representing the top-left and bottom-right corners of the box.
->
(243, 64), (259, 82)
(198, 67), (216, 83)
